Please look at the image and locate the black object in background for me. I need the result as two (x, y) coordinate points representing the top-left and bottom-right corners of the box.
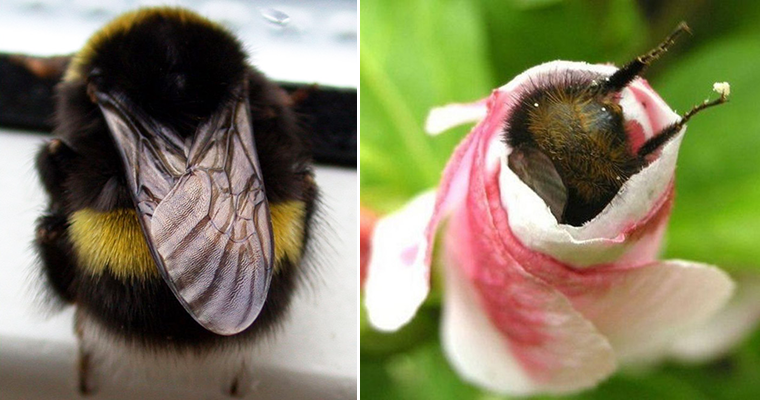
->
(0, 53), (356, 168)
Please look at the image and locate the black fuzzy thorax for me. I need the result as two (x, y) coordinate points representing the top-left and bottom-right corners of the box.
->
(36, 10), (316, 350)
(503, 69), (644, 226)
(84, 11), (248, 135)
(504, 69), (608, 149)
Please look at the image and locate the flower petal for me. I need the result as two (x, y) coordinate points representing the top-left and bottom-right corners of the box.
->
(435, 60), (733, 390)
(441, 208), (616, 395)
(478, 148), (734, 368)
(433, 106), (619, 394)
(425, 99), (489, 135)
(365, 94), (495, 331)
(364, 191), (436, 331)
(561, 260), (735, 363)
(670, 273), (760, 363)
(360, 207), (378, 289)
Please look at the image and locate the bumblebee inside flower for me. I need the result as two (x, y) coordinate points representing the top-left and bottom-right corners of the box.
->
(364, 23), (739, 395)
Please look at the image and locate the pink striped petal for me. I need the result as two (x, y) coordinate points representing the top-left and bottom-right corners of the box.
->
(439, 62), (732, 393)
(441, 192), (616, 394)
(432, 97), (620, 391)
(365, 95), (493, 330)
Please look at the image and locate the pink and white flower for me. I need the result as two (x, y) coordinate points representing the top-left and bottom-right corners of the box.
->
(364, 61), (734, 395)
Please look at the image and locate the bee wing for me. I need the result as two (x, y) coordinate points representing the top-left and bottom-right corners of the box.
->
(508, 147), (568, 222)
(96, 86), (274, 336)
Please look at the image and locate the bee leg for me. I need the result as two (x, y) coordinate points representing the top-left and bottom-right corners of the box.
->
(638, 92), (729, 158)
(226, 361), (253, 398)
(36, 138), (77, 203)
(75, 312), (98, 396)
(36, 137), (79, 304)
(35, 213), (77, 303)
(78, 348), (96, 396)
(603, 22), (691, 93)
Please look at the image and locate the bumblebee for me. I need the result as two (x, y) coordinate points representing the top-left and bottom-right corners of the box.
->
(34, 7), (317, 395)
(504, 23), (727, 226)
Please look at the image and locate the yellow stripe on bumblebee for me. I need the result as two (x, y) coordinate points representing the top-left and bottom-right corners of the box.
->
(69, 201), (306, 280)
(69, 208), (157, 280)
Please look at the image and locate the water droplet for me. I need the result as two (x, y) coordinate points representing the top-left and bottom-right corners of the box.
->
(533, 102), (539, 108)
(601, 107), (606, 112)
(261, 8), (290, 26)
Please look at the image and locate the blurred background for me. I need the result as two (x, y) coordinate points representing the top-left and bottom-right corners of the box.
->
(0, 0), (357, 87)
(360, 0), (760, 399)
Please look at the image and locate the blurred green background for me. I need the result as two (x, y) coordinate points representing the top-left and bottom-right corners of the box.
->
(360, 0), (760, 399)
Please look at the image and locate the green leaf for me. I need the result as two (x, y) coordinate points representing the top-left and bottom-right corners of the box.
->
(361, 339), (482, 400)
(360, 0), (494, 212)
(360, 305), (439, 358)
(478, 0), (645, 85)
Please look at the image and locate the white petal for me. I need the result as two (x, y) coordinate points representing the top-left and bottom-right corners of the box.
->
(425, 100), (488, 135)
(440, 241), (616, 395)
(573, 260), (735, 363)
(364, 191), (437, 331)
(495, 61), (616, 93)
(670, 273), (760, 362)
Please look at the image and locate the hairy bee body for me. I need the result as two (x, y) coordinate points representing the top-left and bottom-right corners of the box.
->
(34, 7), (317, 393)
(505, 71), (644, 226)
(503, 24), (727, 227)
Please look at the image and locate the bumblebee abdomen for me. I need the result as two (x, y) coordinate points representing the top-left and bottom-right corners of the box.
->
(270, 200), (307, 270)
(67, 202), (310, 281)
(57, 198), (312, 348)
(69, 208), (158, 280)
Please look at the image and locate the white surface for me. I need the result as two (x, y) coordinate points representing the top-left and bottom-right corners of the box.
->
(0, 129), (357, 399)
(0, 0), (358, 88)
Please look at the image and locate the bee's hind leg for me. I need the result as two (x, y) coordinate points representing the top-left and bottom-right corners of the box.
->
(36, 138), (77, 203)
(226, 359), (253, 398)
(78, 346), (96, 396)
(75, 311), (98, 396)
(35, 212), (77, 303)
